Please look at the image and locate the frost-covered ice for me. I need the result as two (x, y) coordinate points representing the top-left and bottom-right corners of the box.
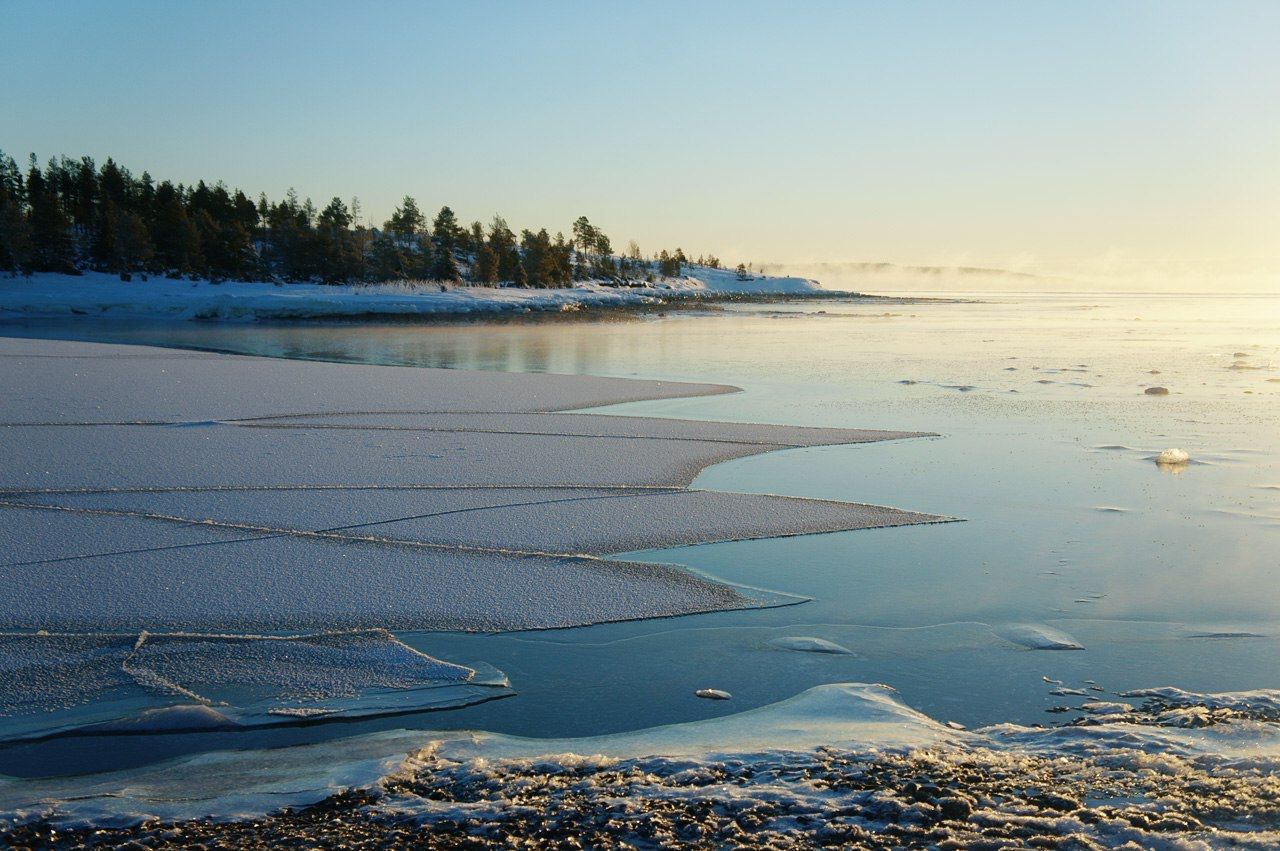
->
(7, 683), (1280, 848)
(0, 335), (939, 738)
(0, 630), (508, 741)
(0, 535), (790, 632)
(0, 336), (938, 636)
(0, 335), (739, 423)
(0, 269), (828, 322)
(6, 486), (943, 556)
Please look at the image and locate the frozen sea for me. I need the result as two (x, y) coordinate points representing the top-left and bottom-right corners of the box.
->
(1, 290), (1278, 783)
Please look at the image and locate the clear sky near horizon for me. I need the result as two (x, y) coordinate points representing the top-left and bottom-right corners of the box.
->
(4, 1), (1278, 289)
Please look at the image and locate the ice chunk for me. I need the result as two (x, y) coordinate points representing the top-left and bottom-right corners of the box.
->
(83, 704), (239, 733)
(766, 636), (856, 655)
(1156, 448), (1190, 466)
(995, 624), (1084, 650)
(695, 688), (732, 700)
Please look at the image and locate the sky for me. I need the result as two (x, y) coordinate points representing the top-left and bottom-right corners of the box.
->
(5, 1), (1279, 288)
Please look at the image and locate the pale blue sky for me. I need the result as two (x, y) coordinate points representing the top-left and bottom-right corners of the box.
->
(5, 1), (1278, 278)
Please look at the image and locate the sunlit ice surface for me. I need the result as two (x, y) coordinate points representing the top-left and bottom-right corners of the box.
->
(1, 289), (1278, 773)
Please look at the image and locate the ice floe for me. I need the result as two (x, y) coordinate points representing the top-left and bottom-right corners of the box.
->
(0, 630), (508, 741)
(766, 636), (856, 655)
(694, 689), (732, 700)
(994, 624), (1085, 650)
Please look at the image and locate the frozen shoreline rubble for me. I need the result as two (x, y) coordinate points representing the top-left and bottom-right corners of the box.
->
(4, 682), (1280, 847)
(0, 269), (847, 322)
(0, 336), (944, 737)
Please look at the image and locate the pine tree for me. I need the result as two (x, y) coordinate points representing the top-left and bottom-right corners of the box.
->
(657, 249), (674, 278)
(432, 206), (461, 253)
(90, 199), (120, 270)
(114, 212), (154, 278)
(429, 247), (460, 282)
(551, 231), (573, 285)
(384, 196), (424, 242)
(411, 233), (435, 279)
(0, 199), (33, 275)
(489, 215), (521, 282)
(520, 228), (554, 287)
(316, 197), (360, 282)
(152, 186), (202, 275)
(26, 164), (77, 273)
(472, 244), (499, 284)
(0, 151), (32, 274)
(70, 157), (97, 231)
(370, 233), (409, 281)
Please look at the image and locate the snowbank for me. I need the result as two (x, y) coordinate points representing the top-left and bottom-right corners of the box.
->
(0, 269), (828, 322)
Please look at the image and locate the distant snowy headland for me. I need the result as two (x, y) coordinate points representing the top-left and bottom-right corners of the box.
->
(0, 268), (837, 323)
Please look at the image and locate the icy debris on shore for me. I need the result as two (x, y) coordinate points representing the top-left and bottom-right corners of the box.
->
(8, 683), (1280, 848)
(1144, 386), (1170, 395)
(1120, 685), (1280, 723)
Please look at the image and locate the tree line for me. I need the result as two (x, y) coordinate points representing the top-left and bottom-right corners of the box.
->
(0, 152), (735, 286)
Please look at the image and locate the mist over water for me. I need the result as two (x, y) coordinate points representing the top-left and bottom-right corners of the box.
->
(759, 258), (1280, 294)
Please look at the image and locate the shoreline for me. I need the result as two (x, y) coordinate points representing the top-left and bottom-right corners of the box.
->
(0, 271), (959, 325)
(5, 683), (1279, 847)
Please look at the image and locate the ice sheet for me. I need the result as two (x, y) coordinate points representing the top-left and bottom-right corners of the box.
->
(0, 335), (738, 423)
(0, 423), (918, 491)
(0, 336), (938, 635)
(0, 535), (786, 633)
(8, 487), (945, 554)
(0, 630), (508, 742)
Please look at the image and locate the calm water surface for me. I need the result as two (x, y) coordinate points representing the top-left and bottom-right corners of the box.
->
(3, 291), (1278, 773)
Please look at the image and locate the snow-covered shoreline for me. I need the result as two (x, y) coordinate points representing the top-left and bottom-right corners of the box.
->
(0, 269), (835, 323)
(6, 682), (1280, 847)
